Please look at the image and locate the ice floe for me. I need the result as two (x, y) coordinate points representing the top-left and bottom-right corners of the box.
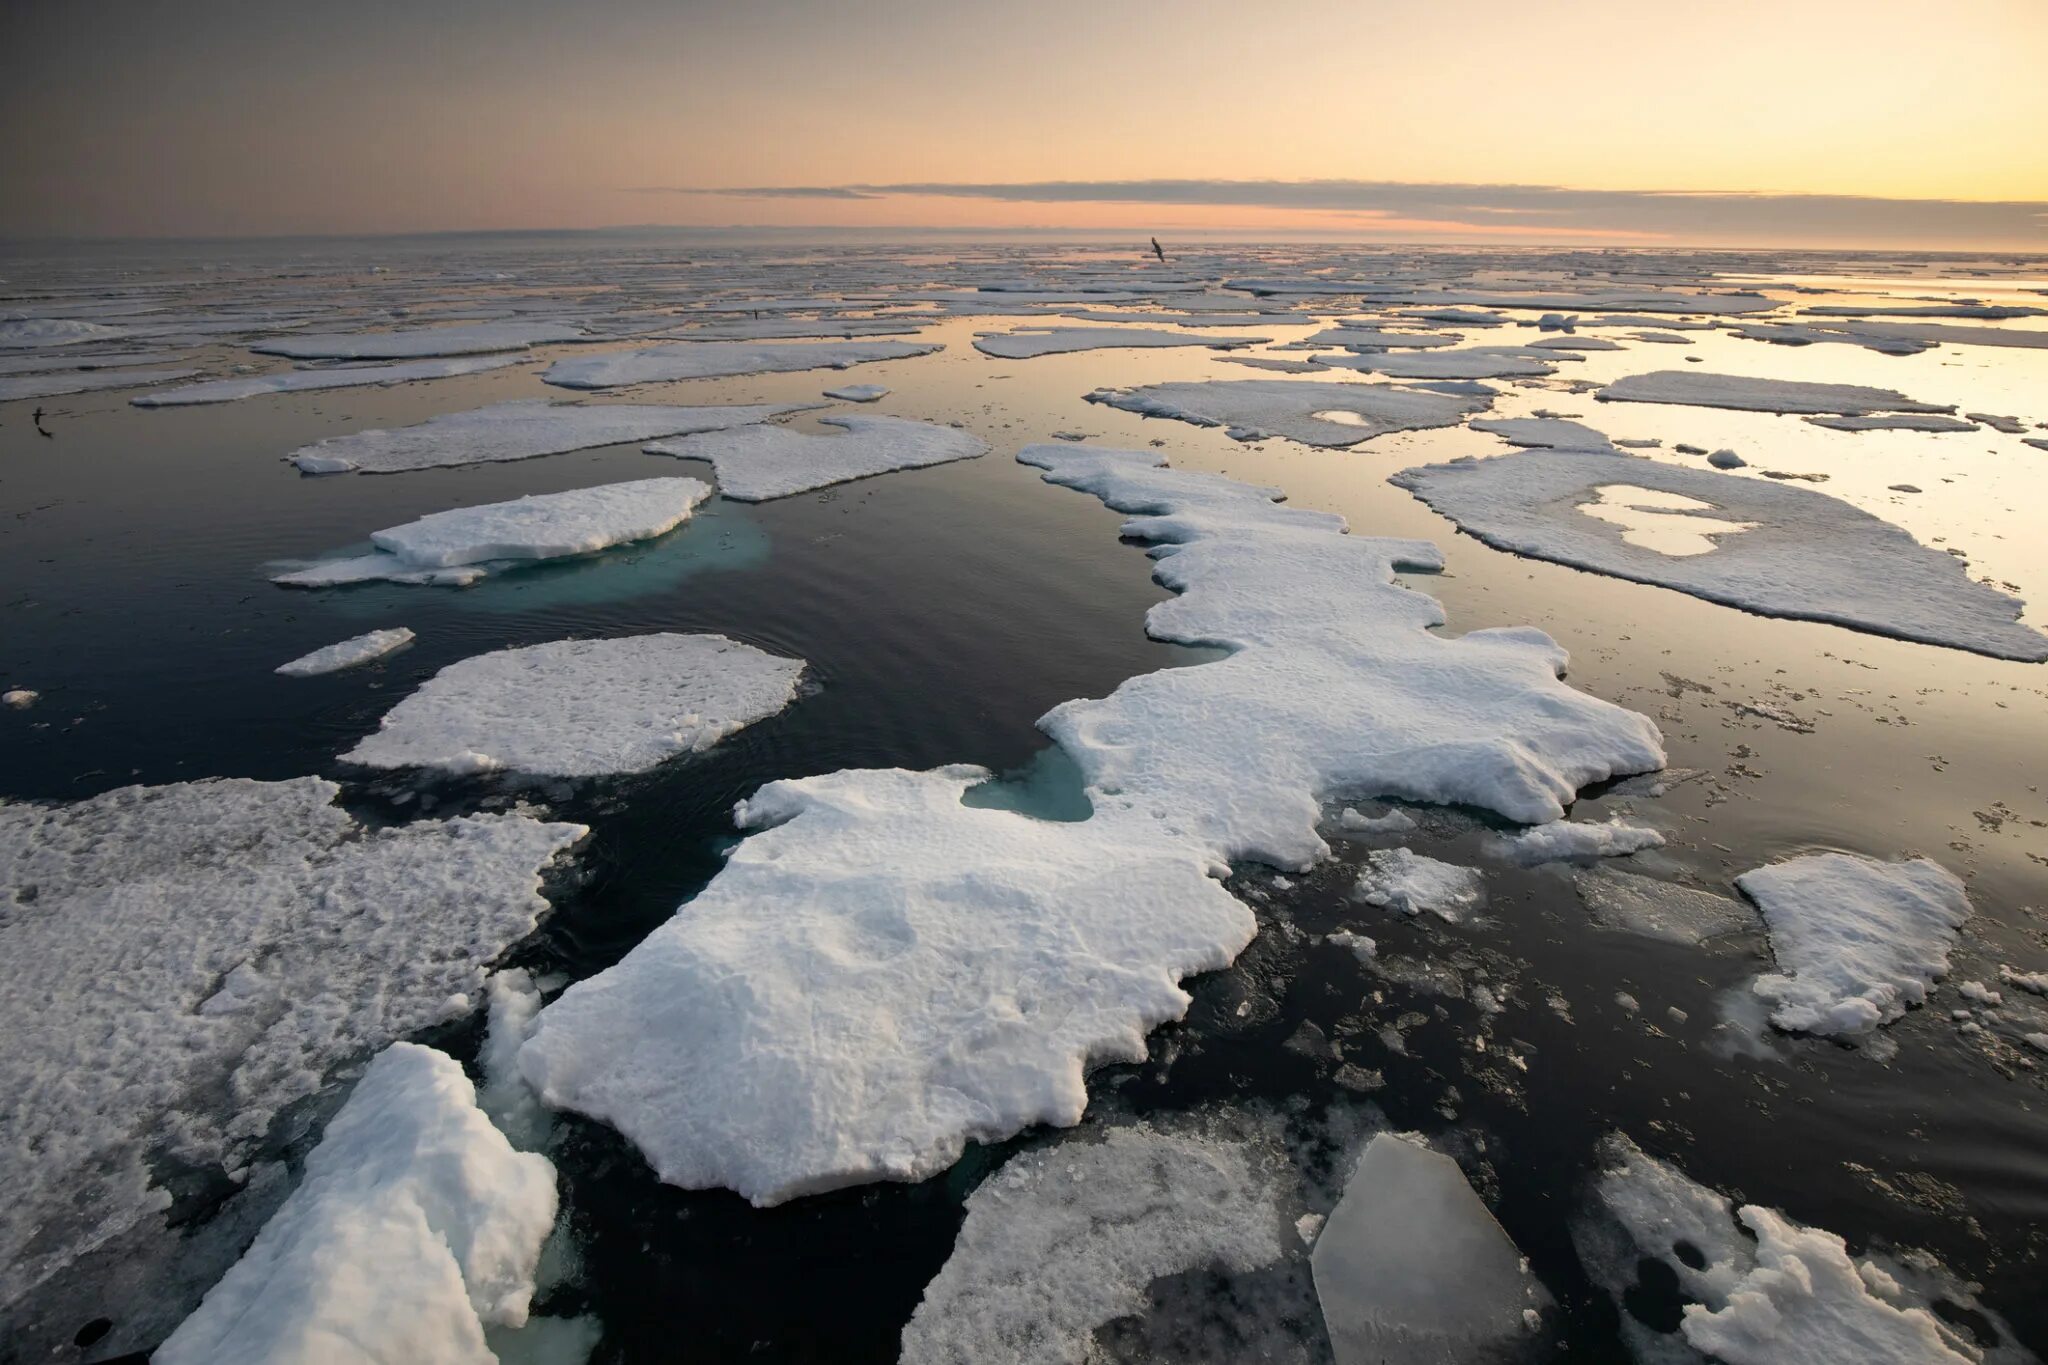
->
(0, 348), (188, 376)
(343, 634), (805, 777)
(0, 778), (583, 1342)
(155, 1043), (558, 1365)
(900, 1122), (1289, 1364)
(542, 339), (937, 389)
(1311, 346), (1560, 380)
(1391, 448), (2048, 661)
(1805, 413), (1980, 433)
(645, 413), (987, 501)
(132, 354), (526, 406)
(1306, 326), (1463, 349)
(822, 382), (888, 401)
(1574, 868), (1754, 945)
(1597, 370), (1953, 417)
(252, 320), (585, 359)
(0, 366), (201, 401)
(1355, 848), (1487, 921)
(1484, 818), (1664, 866)
(0, 317), (127, 348)
(285, 399), (813, 474)
(1313, 1134), (1545, 1365)
(278, 477), (714, 587)
(1737, 853), (1972, 1038)
(1086, 378), (1487, 447)
(972, 325), (1265, 358)
(276, 627), (415, 677)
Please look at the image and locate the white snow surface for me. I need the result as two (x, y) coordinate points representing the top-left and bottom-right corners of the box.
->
(1086, 378), (1488, 447)
(1485, 818), (1665, 865)
(1738, 853), (1973, 1038)
(517, 443), (1660, 1206)
(899, 1122), (1289, 1364)
(1391, 448), (2048, 661)
(276, 628), (416, 677)
(0, 779), (584, 1329)
(1356, 848), (1487, 921)
(252, 320), (585, 359)
(344, 634), (805, 777)
(542, 339), (937, 389)
(1597, 370), (1953, 416)
(155, 1043), (558, 1365)
(133, 354), (525, 406)
(971, 326), (1264, 359)
(646, 413), (987, 501)
(285, 399), (813, 474)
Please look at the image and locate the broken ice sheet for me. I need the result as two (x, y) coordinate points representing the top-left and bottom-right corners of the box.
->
(1085, 378), (1488, 447)
(132, 353), (526, 406)
(971, 326), (1266, 359)
(541, 338), (938, 388)
(1595, 369), (1954, 417)
(646, 413), (987, 501)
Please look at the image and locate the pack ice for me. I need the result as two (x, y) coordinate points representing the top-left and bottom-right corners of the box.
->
(343, 634), (805, 777)
(155, 1044), (558, 1365)
(1391, 447), (2048, 661)
(0, 778), (584, 1350)
(1738, 853), (1973, 1038)
(971, 326), (1265, 359)
(1086, 378), (1488, 447)
(1597, 370), (1954, 417)
(133, 354), (526, 406)
(274, 478), (714, 587)
(542, 339), (938, 389)
(252, 319), (586, 359)
(646, 414), (988, 501)
(516, 443), (1662, 1206)
(0, 367), (200, 401)
(285, 399), (815, 474)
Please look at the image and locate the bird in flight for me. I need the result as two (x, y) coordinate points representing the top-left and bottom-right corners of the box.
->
(1150, 237), (1166, 264)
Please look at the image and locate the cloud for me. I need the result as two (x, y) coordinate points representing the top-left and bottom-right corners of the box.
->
(628, 178), (2048, 244)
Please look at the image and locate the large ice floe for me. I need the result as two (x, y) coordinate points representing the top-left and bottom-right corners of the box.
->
(1313, 1134), (1546, 1365)
(284, 399), (815, 474)
(132, 354), (526, 406)
(1596, 370), (1954, 417)
(274, 477), (714, 587)
(1391, 444), (2048, 662)
(541, 339), (937, 389)
(0, 778), (584, 1352)
(645, 413), (988, 500)
(900, 1122), (1291, 1364)
(970, 326), (1265, 359)
(1086, 378), (1488, 447)
(343, 634), (805, 777)
(1736, 852), (1973, 1039)
(276, 627), (415, 676)
(155, 1043), (558, 1365)
(514, 442), (1661, 1206)
(1576, 1133), (2017, 1365)
(251, 319), (586, 359)
(1311, 345), (1561, 380)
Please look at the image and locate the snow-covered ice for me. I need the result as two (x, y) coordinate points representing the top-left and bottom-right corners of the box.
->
(822, 382), (888, 401)
(1597, 370), (1953, 417)
(972, 326), (1264, 358)
(1391, 448), (2048, 661)
(899, 1122), (1289, 1364)
(646, 413), (987, 501)
(155, 1043), (558, 1365)
(275, 627), (415, 676)
(0, 367), (200, 401)
(0, 778), (584, 1339)
(1304, 326), (1462, 350)
(1312, 1134), (1545, 1365)
(1738, 853), (1973, 1038)
(0, 317), (127, 348)
(1355, 848), (1486, 921)
(343, 633), (805, 777)
(1484, 818), (1664, 865)
(542, 339), (937, 389)
(132, 354), (525, 406)
(1314, 345), (1560, 380)
(1805, 413), (1981, 433)
(285, 399), (813, 474)
(252, 320), (585, 359)
(1086, 378), (1488, 447)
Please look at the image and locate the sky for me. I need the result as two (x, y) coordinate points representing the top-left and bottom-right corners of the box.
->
(3, 0), (2046, 247)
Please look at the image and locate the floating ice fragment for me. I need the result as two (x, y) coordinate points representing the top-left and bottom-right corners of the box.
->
(0, 318), (127, 348)
(1327, 930), (1378, 962)
(1804, 413), (1980, 433)
(1597, 370), (1953, 417)
(971, 326), (1264, 358)
(1, 689), (35, 709)
(133, 354), (525, 406)
(1337, 806), (1418, 835)
(1086, 378), (1487, 447)
(646, 413), (987, 501)
(822, 382), (888, 401)
(1573, 868), (1754, 945)
(1356, 848), (1486, 921)
(275, 627), (415, 677)
(542, 339), (937, 388)
(252, 319), (585, 359)
(1485, 818), (1664, 866)
(0, 367), (200, 401)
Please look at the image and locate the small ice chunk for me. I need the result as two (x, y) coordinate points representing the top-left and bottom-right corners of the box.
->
(647, 414), (987, 501)
(479, 971), (551, 1151)
(1955, 980), (2001, 1007)
(1, 689), (36, 709)
(1999, 965), (2048, 995)
(542, 339), (937, 388)
(1312, 1134), (1545, 1365)
(1597, 370), (1953, 417)
(1469, 416), (1617, 451)
(1707, 448), (1746, 468)
(1356, 848), (1486, 921)
(822, 382), (887, 401)
(276, 628), (415, 677)
(1327, 929), (1378, 961)
(1338, 806), (1418, 836)
(344, 634), (806, 778)
(1314, 346), (1560, 380)
(155, 1044), (558, 1365)
(1738, 853), (1973, 1038)
(1484, 818), (1664, 866)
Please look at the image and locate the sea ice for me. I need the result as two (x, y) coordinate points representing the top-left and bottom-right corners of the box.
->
(542, 339), (937, 389)
(343, 633), (805, 777)
(0, 317), (127, 348)
(971, 326), (1264, 358)
(899, 1123), (1289, 1364)
(155, 1044), (558, 1365)
(285, 399), (814, 474)
(1391, 448), (2048, 661)
(252, 320), (585, 359)
(0, 778), (583, 1344)
(1484, 818), (1664, 865)
(1802, 302), (2043, 319)
(275, 627), (415, 676)
(823, 382), (888, 401)
(1738, 853), (1972, 1038)
(1597, 370), (1953, 417)
(1302, 327), (1461, 350)
(0, 348), (188, 376)
(0, 367), (201, 401)
(1804, 413), (1980, 433)
(1086, 378), (1487, 447)
(1312, 1134), (1545, 1365)
(1574, 868), (1755, 945)
(1356, 848), (1486, 921)
(1311, 346), (1560, 380)
(646, 413), (987, 501)
(132, 354), (526, 406)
